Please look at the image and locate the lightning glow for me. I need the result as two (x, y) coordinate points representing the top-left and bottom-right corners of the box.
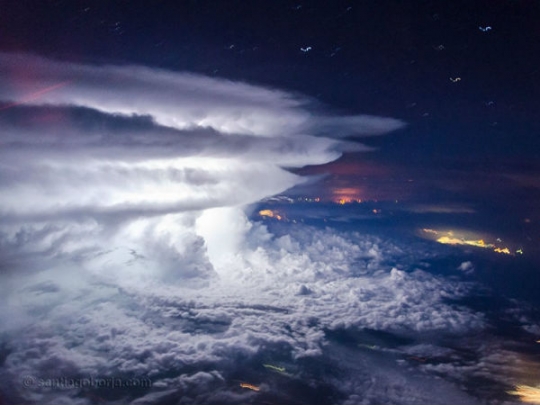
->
(0, 80), (71, 111)
(508, 385), (540, 404)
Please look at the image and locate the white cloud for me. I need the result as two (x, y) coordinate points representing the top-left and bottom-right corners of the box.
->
(458, 261), (475, 274)
(0, 53), (404, 138)
(0, 53), (404, 275)
(1, 53), (531, 405)
(0, 222), (490, 404)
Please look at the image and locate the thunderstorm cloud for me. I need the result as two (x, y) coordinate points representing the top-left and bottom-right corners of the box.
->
(1, 54), (535, 404)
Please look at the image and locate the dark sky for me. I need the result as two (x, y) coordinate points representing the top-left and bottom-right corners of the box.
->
(3, 4), (540, 404)
(1, 0), (539, 222)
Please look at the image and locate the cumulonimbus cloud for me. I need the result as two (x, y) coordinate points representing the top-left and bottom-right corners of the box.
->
(0, 53), (405, 270)
(0, 63), (411, 403)
(0, 54), (402, 221)
(0, 55), (535, 404)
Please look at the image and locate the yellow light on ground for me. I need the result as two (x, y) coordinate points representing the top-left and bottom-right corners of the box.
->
(508, 385), (540, 404)
(258, 209), (283, 221)
(420, 228), (516, 256)
(262, 363), (293, 378)
(263, 364), (286, 373)
(436, 236), (462, 245)
(332, 187), (363, 204)
(436, 236), (492, 249)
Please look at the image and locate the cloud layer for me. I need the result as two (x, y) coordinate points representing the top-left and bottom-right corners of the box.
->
(0, 53), (408, 404)
(0, 53), (404, 268)
(0, 222), (491, 404)
(2, 54), (535, 405)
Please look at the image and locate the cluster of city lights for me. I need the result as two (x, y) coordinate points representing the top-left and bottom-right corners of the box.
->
(421, 228), (522, 256)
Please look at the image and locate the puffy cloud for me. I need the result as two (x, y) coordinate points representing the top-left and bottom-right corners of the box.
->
(3, 217), (538, 404)
(0, 222), (491, 404)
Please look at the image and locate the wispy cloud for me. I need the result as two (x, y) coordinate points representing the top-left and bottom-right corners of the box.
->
(0, 53), (403, 223)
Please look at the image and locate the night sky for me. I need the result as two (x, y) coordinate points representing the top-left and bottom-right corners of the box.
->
(1, 1), (540, 404)
(3, 0), (539, 220)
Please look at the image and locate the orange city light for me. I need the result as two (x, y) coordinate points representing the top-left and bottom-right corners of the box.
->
(508, 385), (540, 404)
(240, 383), (260, 392)
(258, 209), (283, 221)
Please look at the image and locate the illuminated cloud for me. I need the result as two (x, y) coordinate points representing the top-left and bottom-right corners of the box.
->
(0, 53), (405, 275)
(0, 52), (399, 230)
(0, 53), (404, 139)
(0, 223), (489, 404)
(3, 54), (524, 405)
